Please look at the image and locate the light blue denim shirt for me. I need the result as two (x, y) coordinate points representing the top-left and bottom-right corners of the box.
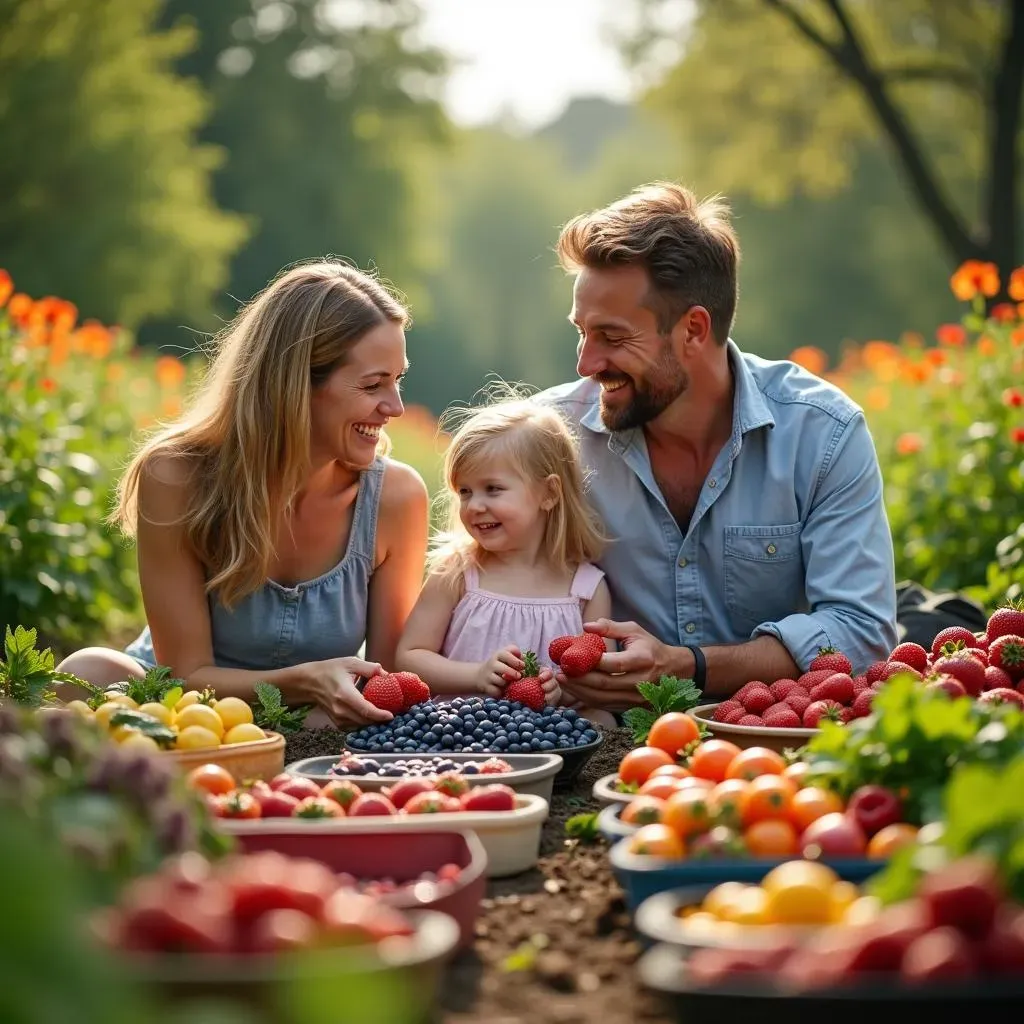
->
(538, 342), (898, 673)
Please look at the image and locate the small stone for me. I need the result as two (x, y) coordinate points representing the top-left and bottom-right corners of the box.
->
(578, 972), (600, 993)
(567, 907), (585, 923)
(543, 879), (561, 894)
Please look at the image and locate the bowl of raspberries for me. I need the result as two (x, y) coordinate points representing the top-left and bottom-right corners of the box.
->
(690, 649), (876, 752)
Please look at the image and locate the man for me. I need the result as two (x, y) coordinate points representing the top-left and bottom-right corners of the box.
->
(538, 182), (897, 707)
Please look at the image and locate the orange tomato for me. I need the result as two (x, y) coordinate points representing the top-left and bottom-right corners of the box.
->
(662, 787), (712, 840)
(627, 823), (685, 858)
(783, 761), (811, 785)
(744, 818), (799, 857)
(618, 746), (675, 786)
(739, 774), (797, 827)
(866, 823), (919, 860)
(647, 712), (701, 757)
(675, 775), (715, 792)
(639, 776), (685, 801)
(649, 764), (692, 780)
(621, 795), (666, 826)
(186, 763), (236, 796)
(707, 778), (750, 829)
(688, 739), (742, 782)
(725, 746), (787, 781)
(789, 786), (844, 833)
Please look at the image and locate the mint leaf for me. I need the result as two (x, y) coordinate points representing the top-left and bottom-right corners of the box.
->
(565, 812), (600, 842)
(109, 710), (177, 748)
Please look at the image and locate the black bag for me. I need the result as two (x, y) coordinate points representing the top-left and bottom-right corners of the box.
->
(895, 580), (988, 650)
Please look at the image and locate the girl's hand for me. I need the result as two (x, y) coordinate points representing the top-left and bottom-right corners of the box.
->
(476, 645), (523, 697)
(300, 657), (394, 727)
(539, 670), (561, 707)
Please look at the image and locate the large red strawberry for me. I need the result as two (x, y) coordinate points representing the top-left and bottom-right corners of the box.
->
(988, 634), (1024, 682)
(549, 632), (603, 665)
(737, 714), (765, 726)
(850, 690), (874, 719)
(722, 706), (747, 724)
(977, 687), (1024, 709)
(809, 647), (853, 675)
(784, 690), (812, 717)
(889, 642), (929, 672)
(712, 700), (743, 722)
(865, 660), (889, 684)
(878, 660), (923, 682)
(559, 635), (605, 677)
(504, 651), (546, 710)
(763, 703), (801, 728)
(734, 680), (769, 703)
(362, 674), (405, 713)
(797, 668), (835, 690)
(931, 651), (986, 696)
(769, 678), (801, 701)
(461, 785), (516, 812)
(803, 700), (843, 728)
(394, 671), (431, 708)
(478, 757), (512, 774)
(983, 665), (1013, 691)
(930, 626), (977, 659)
(809, 672), (855, 705)
(739, 684), (774, 714)
(925, 674), (968, 699)
(986, 601), (1024, 643)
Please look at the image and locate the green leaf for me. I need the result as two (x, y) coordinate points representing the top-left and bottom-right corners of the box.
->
(161, 686), (183, 710)
(564, 811), (601, 842)
(251, 681), (310, 735)
(625, 676), (702, 742)
(622, 707), (657, 744)
(108, 710), (177, 748)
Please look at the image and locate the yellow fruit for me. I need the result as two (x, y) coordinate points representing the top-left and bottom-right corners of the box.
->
(137, 702), (173, 726)
(104, 693), (138, 710)
(118, 732), (160, 754)
(761, 859), (839, 896)
(175, 704), (225, 739)
(174, 690), (202, 711)
(64, 700), (94, 718)
(213, 696), (254, 730)
(829, 880), (860, 922)
(223, 723), (266, 745)
(175, 725), (221, 750)
(94, 702), (128, 729)
(761, 862), (841, 926)
(682, 911), (721, 934)
(728, 886), (769, 925)
(702, 881), (749, 921)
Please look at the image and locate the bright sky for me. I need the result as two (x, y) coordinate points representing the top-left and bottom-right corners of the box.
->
(414, 0), (638, 128)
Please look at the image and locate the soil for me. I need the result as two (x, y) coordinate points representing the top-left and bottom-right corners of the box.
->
(284, 726), (674, 1024)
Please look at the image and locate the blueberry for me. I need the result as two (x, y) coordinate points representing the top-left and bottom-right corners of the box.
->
(555, 721), (571, 735)
(539, 740), (555, 750)
(563, 709), (577, 721)
(582, 729), (598, 743)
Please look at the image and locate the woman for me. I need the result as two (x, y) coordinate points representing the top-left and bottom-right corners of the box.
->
(58, 261), (429, 727)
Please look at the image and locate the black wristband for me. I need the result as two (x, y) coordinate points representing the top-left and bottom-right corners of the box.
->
(684, 644), (706, 691)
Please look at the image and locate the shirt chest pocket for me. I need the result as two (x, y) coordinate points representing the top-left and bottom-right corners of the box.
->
(723, 524), (807, 637)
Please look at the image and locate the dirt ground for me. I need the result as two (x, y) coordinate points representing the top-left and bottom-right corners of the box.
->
(285, 726), (674, 1024)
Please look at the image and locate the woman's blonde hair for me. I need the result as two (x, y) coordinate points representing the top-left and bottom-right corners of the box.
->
(428, 393), (606, 585)
(113, 259), (409, 607)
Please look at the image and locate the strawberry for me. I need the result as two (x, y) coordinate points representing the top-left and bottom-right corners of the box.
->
(559, 636), (604, 677)
(768, 678), (801, 701)
(784, 690), (812, 717)
(393, 671), (431, 708)
(809, 647), (852, 675)
(988, 634), (1024, 682)
(712, 699), (743, 722)
(478, 757), (512, 774)
(986, 600), (1024, 643)
(865, 660), (889, 684)
(809, 672), (855, 705)
(504, 650), (546, 710)
(723, 707), (747, 724)
(930, 626), (977, 659)
(983, 665), (1013, 691)
(432, 772), (470, 797)
(403, 791), (451, 814)
(966, 647), (989, 666)
(978, 687), (1024, 709)
(931, 652), (986, 696)
(548, 635), (576, 664)
(797, 668), (835, 690)
(733, 680), (768, 703)
(737, 714), (765, 727)
(739, 685), (774, 714)
(762, 703), (801, 728)
(362, 674), (405, 713)
(839, 707), (855, 723)
(851, 675), (869, 694)
(878, 660), (923, 682)
(889, 642), (929, 672)
(919, 856), (1003, 939)
(460, 784), (516, 812)
(803, 700), (843, 728)
(850, 690), (874, 718)
(925, 674), (967, 699)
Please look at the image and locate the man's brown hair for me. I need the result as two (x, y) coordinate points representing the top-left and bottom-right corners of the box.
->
(556, 181), (740, 345)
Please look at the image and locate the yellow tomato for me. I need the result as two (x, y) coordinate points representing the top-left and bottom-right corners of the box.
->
(761, 859), (839, 896)
(727, 886), (769, 925)
(175, 725), (221, 750)
(223, 723), (265, 745)
(174, 690), (202, 712)
(702, 881), (749, 921)
(175, 704), (225, 739)
(118, 732), (160, 754)
(213, 696), (254, 731)
(64, 700), (94, 718)
(103, 693), (138, 710)
(94, 701), (127, 730)
(137, 702), (173, 726)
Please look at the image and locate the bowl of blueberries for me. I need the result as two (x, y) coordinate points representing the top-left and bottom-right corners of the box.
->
(341, 696), (603, 789)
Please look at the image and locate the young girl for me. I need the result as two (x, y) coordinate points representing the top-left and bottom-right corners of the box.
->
(396, 397), (617, 727)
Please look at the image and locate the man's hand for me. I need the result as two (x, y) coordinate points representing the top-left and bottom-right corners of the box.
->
(556, 619), (694, 709)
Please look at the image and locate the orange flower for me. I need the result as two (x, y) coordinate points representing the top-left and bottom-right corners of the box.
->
(788, 346), (828, 375)
(991, 302), (1018, 323)
(900, 331), (924, 350)
(861, 340), (900, 369)
(0, 270), (12, 307)
(1004, 388), (1024, 408)
(1008, 267), (1024, 301)
(901, 362), (931, 385)
(978, 335), (998, 357)
(106, 362), (126, 382)
(74, 320), (113, 359)
(924, 348), (947, 367)
(1012, 427), (1024, 444)
(1013, 326), (1024, 347)
(154, 355), (186, 389)
(866, 386), (890, 411)
(895, 432), (923, 456)
(48, 331), (70, 368)
(935, 323), (966, 347)
(7, 292), (33, 325)
(950, 260), (999, 301)
(39, 377), (57, 394)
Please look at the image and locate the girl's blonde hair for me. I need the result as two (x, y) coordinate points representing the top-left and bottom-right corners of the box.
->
(428, 394), (606, 584)
(113, 259), (409, 608)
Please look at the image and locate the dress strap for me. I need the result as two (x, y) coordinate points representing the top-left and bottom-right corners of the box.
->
(569, 562), (605, 602)
(463, 565), (480, 591)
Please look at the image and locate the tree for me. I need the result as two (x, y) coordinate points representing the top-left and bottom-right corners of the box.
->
(0, 0), (247, 326)
(620, 0), (1024, 279)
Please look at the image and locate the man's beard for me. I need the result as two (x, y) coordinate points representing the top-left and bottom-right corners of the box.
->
(597, 341), (688, 432)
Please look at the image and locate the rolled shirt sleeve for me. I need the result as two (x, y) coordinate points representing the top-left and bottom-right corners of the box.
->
(753, 413), (898, 672)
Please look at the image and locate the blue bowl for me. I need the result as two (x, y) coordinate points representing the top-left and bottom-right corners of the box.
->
(609, 835), (885, 912)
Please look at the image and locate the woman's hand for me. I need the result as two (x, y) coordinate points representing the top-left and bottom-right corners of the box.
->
(476, 645), (524, 697)
(299, 657), (394, 728)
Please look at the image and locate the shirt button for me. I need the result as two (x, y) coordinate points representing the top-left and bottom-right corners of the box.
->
(678, 556), (688, 568)
(766, 543), (777, 555)
(685, 622), (697, 634)
(708, 478), (717, 488)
